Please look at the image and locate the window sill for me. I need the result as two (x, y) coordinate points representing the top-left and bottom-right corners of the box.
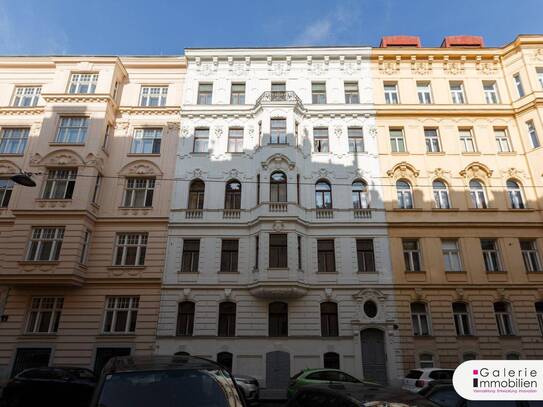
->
(357, 270), (378, 274)
(497, 335), (519, 339)
(268, 144), (289, 147)
(445, 270), (467, 274)
(527, 270), (543, 274)
(190, 152), (209, 156)
(35, 198), (72, 203)
(18, 261), (60, 266)
(226, 152), (244, 155)
(391, 151), (409, 155)
(267, 268), (289, 271)
(19, 333), (58, 338)
(469, 208), (499, 211)
(0, 153), (24, 157)
(49, 143), (86, 147)
(107, 265), (146, 270)
(178, 271), (199, 274)
(405, 270), (426, 273)
(118, 206), (153, 210)
(497, 151), (517, 155)
(413, 335), (434, 339)
(426, 152), (445, 155)
(485, 270), (507, 274)
(218, 271), (240, 274)
(97, 333), (137, 338)
(461, 152), (481, 155)
(393, 208), (423, 212)
(431, 208), (459, 212)
(126, 153), (160, 157)
(457, 335), (478, 339)
(317, 272), (338, 274)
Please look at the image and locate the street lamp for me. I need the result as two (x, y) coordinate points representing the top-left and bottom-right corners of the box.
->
(10, 172), (36, 187)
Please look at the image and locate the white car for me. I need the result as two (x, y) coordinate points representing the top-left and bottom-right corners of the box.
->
(401, 368), (454, 393)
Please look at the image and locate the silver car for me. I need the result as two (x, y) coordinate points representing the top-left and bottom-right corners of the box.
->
(234, 375), (259, 405)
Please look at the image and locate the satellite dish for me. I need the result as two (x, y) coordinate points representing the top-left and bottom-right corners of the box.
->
(10, 173), (36, 187)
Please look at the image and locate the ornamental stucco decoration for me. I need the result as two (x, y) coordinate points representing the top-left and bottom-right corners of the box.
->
(501, 167), (525, 181)
(272, 220), (284, 232)
(429, 167), (451, 180)
(443, 56), (466, 75)
(534, 48), (543, 62)
(368, 127), (377, 138)
(334, 126), (343, 140)
(0, 160), (19, 175)
(260, 153), (296, 170)
(378, 56), (400, 75)
(193, 168), (203, 178)
(459, 162), (493, 181)
(476, 56), (499, 74)
(386, 162), (420, 181)
(31, 123), (42, 137)
(120, 160), (163, 177)
(181, 126), (190, 137)
(410, 56), (433, 75)
(214, 127), (224, 138)
(37, 150), (85, 167)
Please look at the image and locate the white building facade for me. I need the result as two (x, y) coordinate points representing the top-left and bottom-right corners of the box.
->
(156, 47), (401, 396)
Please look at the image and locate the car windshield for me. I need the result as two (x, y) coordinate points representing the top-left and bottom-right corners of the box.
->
(97, 369), (231, 407)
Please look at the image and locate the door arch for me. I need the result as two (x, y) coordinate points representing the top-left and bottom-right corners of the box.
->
(360, 328), (387, 385)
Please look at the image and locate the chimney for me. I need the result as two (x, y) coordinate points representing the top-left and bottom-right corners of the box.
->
(441, 36), (484, 48)
(380, 36), (421, 48)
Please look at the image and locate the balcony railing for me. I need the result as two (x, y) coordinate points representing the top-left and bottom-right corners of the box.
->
(185, 209), (203, 219)
(315, 208), (334, 219)
(255, 91), (304, 109)
(354, 208), (372, 219)
(269, 202), (288, 212)
(223, 209), (241, 219)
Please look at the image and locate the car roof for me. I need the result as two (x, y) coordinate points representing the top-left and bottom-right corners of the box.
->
(102, 355), (227, 374)
(297, 383), (427, 402)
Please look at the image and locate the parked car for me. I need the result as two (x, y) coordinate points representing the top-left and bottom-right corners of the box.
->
(89, 355), (246, 407)
(285, 383), (438, 407)
(0, 366), (97, 407)
(287, 368), (365, 398)
(234, 375), (259, 405)
(402, 368), (455, 393)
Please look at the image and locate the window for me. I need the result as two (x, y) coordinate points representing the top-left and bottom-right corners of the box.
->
(521, 240), (542, 272)
(55, 117), (88, 144)
(348, 127), (364, 153)
(481, 239), (501, 272)
(0, 128), (29, 154)
(218, 302), (236, 337)
(103, 124), (112, 151)
(224, 180), (241, 209)
(139, 86), (168, 107)
(403, 239), (422, 272)
(469, 180), (487, 209)
(270, 118), (287, 144)
(411, 302), (430, 336)
(102, 296), (139, 334)
(181, 239), (200, 272)
(494, 128), (512, 152)
(131, 128), (162, 154)
(230, 83), (245, 104)
(114, 233), (147, 266)
(217, 352), (233, 372)
(220, 240), (239, 273)
(80, 229), (91, 265)
(419, 353), (434, 368)
(176, 301), (195, 336)
(453, 302), (472, 336)
(193, 128), (209, 153)
(459, 128), (476, 152)
(92, 174), (102, 204)
(197, 83), (213, 104)
(315, 180), (332, 209)
(356, 239), (375, 272)
(12, 86), (41, 107)
(42, 168), (77, 200)
(390, 128), (406, 152)
(513, 73), (525, 97)
(450, 82), (466, 104)
(494, 302), (514, 336)
(463, 352), (477, 362)
(271, 82), (286, 98)
(312, 82), (326, 104)
(313, 128), (329, 152)
(506, 353), (520, 360)
(323, 352), (340, 369)
(506, 179), (524, 209)
(442, 240), (462, 272)
(483, 81), (499, 104)
(344, 82), (359, 104)
(537, 67), (543, 88)
(270, 171), (287, 202)
(0, 179), (14, 207)
(269, 302), (288, 337)
(317, 240), (336, 273)
(25, 297), (63, 334)
(417, 82), (432, 104)
(297, 235), (302, 269)
(384, 82), (399, 104)
(352, 180), (369, 209)
(227, 128), (243, 153)
(123, 177), (155, 208)
(526, 120), (540, 148)
(26, 227), (64, 261)
(433, 180), (450, 209)
(320, 302), (338, 337)
(424, 128), (441, 152)
(535, 302), (543, 335)
(396, 180), (413, 209)
(68, 73), (98, 94)
(255, 235), (259, 269)
(269, 234), (288, 268)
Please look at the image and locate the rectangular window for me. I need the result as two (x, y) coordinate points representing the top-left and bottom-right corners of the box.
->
(193, 128), (209, 153)
(403, 239), (421, 271)
(453, 303), (472, 336)
(521, 240), (542, 272)
(271, 82), (286, 99)
(68, 73), (98, 94)
(344, 82), (359, 104)
(255, 235), (259, 269)
(269, 234), (287, 268)
(356, 239), (375, 272)
(220, 239), (239, 272)
(537, 68), (543, 89)
(230, 83), (245, 104)
(348, 127), (364, 153)
(384, 82), (399, 104)
(450, 82), (466, 104)
(181, 239), (200, 272)
(526, 120), (541, 148)
(0, 128), (30, 154)
(313, 127), (329, 152)
(42, 168), (77, 200)
(513, 73), (525, 97)
(483, 81), (499, 104)
(459, 128), (476, 152)
(92, 174), (102, 204)
(442, 240), (462, 272)
(80, 229), (91, 265)
(312, 82), (326, 104)
(481, 239), (502, 272)
(297, 235), (302, 269)
(495, 128), (512, 152)
(389, 128), (406, 152)
(102, 124), (112, 151)
(55, 117), (88, 144)
(26, 227), (64, 262)
(123, 177), (155, 208)
(102, 297), (139, 334)
(270, 118), (287, 144)
(228, 128), (243, 153)
(25, 297), (63, 334)
(130, 128), (162, 154)
(424, 128), (441, 152)
(12, 86), (41, 107)
(417, 82), (432, 104)
(139, 86), (168, 107)
(114, 233), (147, 266)
(411, 303), (430, 336)
(317, 239), (336, 273)
(197, 83), (213, 104)
(0, 179), (14, 207)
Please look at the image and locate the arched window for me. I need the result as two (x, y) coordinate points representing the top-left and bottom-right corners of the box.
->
(396, 180), (413, 209)
(411, 302), (430, 336)
(320, 302), (339, 337)
(506, 179), (525, 209)
(269, 302), (288, 337)
(224, 180), (241, 209)
(494, 302), (515, 336)
(419, 353), (434, 369)
(463, 352), (477, 362)
(452, 302), (472, 336)
(218, 302), (236, 337)
(323, 352), (340, 369)
(352, 180), (369, 209)
(432, 180), (451, 209)
(188, 179), (205, 209)
(176, 301), (195, 336)
(217, 351), (233, 371)
(469, 180), (487, 209)
(270, 171), (287, 202)
(315, 180), (332, 209)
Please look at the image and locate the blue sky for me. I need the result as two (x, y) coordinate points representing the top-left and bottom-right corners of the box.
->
(0, 0), (541, 55)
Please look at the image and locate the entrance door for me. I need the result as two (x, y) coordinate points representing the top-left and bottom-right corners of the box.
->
(360, 328), (388, 385)
(266, 351), (290, 391)
(11, 348), (51, 377)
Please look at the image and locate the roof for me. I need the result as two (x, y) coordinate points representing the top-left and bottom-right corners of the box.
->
(102, 355), (225, 374)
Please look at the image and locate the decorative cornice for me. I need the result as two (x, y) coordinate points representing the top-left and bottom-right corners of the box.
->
(41, 93), (114, 104)
(119, 106), (180, 116)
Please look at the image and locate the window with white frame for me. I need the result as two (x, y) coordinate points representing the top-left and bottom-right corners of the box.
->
(396, 180), (413, 209)
(494, 128), (512, 152)
(459, 128), (476, 152)
(419, 353), (434, 368)
(513, 73), (525, 98)
(411, 302), (430, 336)
(469, 180), (487, 209)
(433, 180), (450, 209)
(521, 240), (542, 272)
(389, 128), (406, 152)
(42, 168), (77, 200)
(483, 81), (499, 104)
(227, 128), (243, 153)
(80, 229), (91, 265)
(442, 240), (462, 272)
(312, 82), (326, 104)
(270, 119), (287, 144)
(450, 82), (466, 104)
(68, 73), (98, 94)
(453, 302), (472, 336)
(102, 296), (139, 334)
(26, 227), (65, 261)
(535, 302), (543, 335)
(0, 128), (30, 154)
(506, 179), (525, 209)
(344, 82), (359, 104)
(230, 83), (246, 105)
(417, 82), (432, 104)
(12, 86), (41, 107)
(481, 239), (501, 272)
(25, 297), (64, 334)
(0, 179), (14, 208)
(537, 68), (543, 89)
(181, 239), (200, 273)
(130, 128), (162, 154)
(139, 86), (168, 107)
(348, 127), (364, 153)
(197, 83), (213, 104)
(384, 82), (399, 104)
(313, 128), (329, 152)
(193, 128), (209, 152)
(424, 128), (441, 152)
(403, 239), (421, 271)
(123, 177), (155, 208)
(114, 233), (147, 266)
(352, 180), (369, 209)
(526, 120), (540, 148)
(494, 302), (514, 336)
(55, 117), (88, 144)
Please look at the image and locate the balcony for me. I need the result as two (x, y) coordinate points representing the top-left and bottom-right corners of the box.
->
(269, 202), (288, 212)
(254, 91), (305, 110)
(185, 209), (203, 219)
(354, 208), (372, 219)
(248, 268), (308, 299)
(0, 261), (86, 287)
(315, 208), (334, 219)
(222, 209), (241, 219)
